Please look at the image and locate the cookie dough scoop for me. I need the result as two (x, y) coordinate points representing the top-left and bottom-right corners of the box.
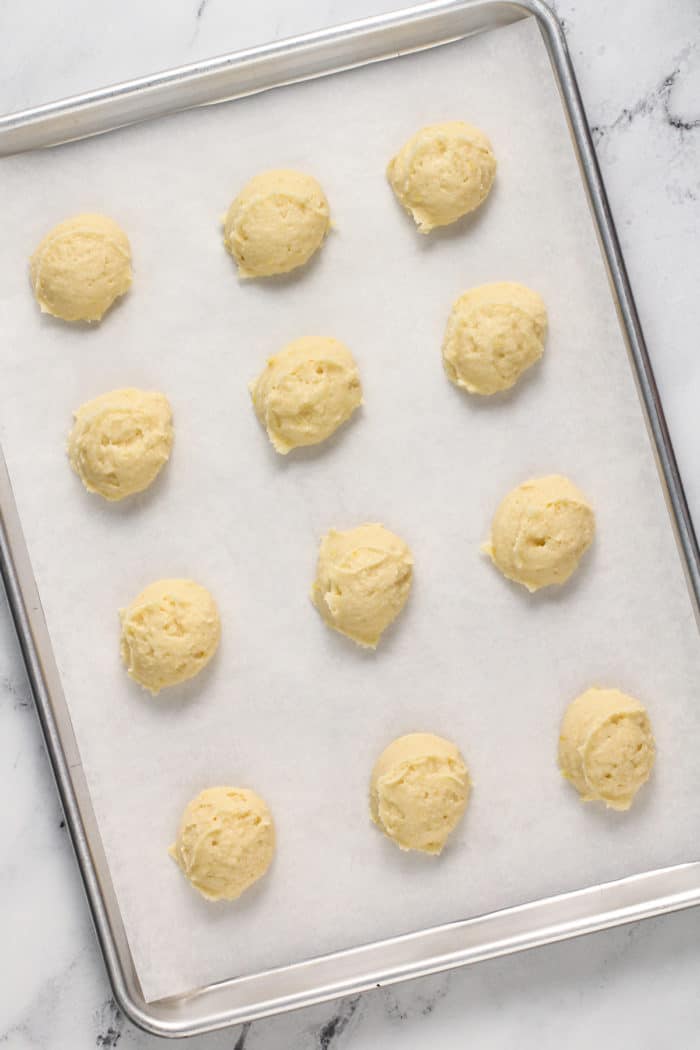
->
(223, 170), (330, 278)
(559, 688), (655, 810)
(311, 523), (413, 648)
(370, 733), (471, 854)
(30, 213), (132, 322)
(170, 786), (275, 900)
(68, 388), (173, 501)
(387, 121), (496, 233)
(483, 475), (595, 592)
(120, 579), (220, 694)
(443, 282), (547, 396)
(249, 336), (362, 453)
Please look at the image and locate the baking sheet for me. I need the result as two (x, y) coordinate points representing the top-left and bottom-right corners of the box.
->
(1, 15), (699, 1003)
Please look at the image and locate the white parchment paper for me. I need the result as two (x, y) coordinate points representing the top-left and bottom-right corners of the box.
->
(2, 17), (700, 1003)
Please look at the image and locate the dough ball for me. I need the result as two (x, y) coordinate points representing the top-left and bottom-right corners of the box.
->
(68, 388), (173, 501)
(169, 786), (275, 901)
(484, 475), (595, 592)
(223, 170), (330, 278)
(370, 733), (470, 854)
(443, 282), (547, 395)
(387, 121), (496, 233)
(311, 523), (413, 648)
(558, 688), (655, 810)
(30, 213), (132, 322)
(120, 579), (220, 694)
(249, 336), (362, 453)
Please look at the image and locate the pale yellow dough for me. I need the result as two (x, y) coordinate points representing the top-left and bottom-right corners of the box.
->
(311, 523), (413, 648)
(223, 170), (330, 278)
(558, 688), (655, 810)
(249, 337), (362, 453)
(370, 733), (470, 854)
(68, 388), (173, 501)
(170, 786), (275, 901)
(443, 282), (547, 395)
(387, 121), (496, 233)
(30, 213), (132, 322)
(120, 579), (220, 694)
(484, 475), (595, 592)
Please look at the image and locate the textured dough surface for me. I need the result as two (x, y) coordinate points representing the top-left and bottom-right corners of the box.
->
(30, 213), (132, 322)
(120, 579), (220, 694)
(443, 282), (547, 395)
(311, 523), (413, 648)
(387, 121), (496, 233)
(558, 688), (655, 810)
(370, 733), (470, 854)
(484, 475), (595, 592)
(68, 388), (173, 501)
(249, 336), (362, 453)
(223, 170), (330, 278)
(169, 786), (275, 901)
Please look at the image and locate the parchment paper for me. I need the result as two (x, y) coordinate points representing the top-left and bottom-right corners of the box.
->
(2, 17), (699, 1003)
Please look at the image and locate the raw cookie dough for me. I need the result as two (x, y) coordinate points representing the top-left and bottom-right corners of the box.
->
(387, 121), (496, 233)
(223, 170), (330, 278)
(558, 688), (655, 810)
(483, 475), (595, 592)
(249, 336), (362, 453)
(170, 786), (275, 901)
(30, 213), (132, 322)
(68, 388), (173, 501)
(311, 523), (413, 648)
(120, 579), (220, 694)
(370, 733), (470, 854)
(442, 282), (547, 395)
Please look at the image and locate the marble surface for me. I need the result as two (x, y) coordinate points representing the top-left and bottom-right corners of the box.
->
(1, 0), (698, 1046)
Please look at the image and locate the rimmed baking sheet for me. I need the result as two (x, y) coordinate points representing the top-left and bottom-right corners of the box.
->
(1, 10), (699, 1008)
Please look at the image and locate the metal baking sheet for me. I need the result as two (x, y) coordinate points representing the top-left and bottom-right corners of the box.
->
(2, 0), (700, 1036)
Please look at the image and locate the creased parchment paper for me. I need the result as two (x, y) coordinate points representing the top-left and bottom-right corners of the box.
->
(1, 17), (699, 1003)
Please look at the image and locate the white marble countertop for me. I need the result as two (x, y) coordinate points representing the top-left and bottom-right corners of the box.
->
(1, 1), (699, 1046)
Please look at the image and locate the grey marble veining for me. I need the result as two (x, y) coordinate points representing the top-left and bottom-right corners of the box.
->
(591, 54), (699, 144)
(1, 0), (699, 1047)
